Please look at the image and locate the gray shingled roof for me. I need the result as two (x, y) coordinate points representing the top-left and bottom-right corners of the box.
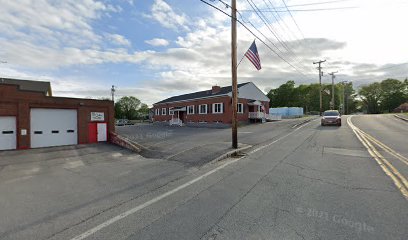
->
(0, 78), (52, 96)
(155, 82), (250, 104)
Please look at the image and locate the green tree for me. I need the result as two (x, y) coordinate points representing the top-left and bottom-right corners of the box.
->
(359, 82), (382, 114)
(137, 103), (150, 119)
(267, 81), (296, 107)
(115, 96), (141, 120)
(380, 79), (407, 112)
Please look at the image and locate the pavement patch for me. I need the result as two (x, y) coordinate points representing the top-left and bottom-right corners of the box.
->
(323, 147), (370, 158)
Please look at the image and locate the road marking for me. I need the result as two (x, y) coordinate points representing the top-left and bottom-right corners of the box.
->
(249, 119), (316, 154)
(69, 119), (313, 240)
(358, 131), (408, 166)
(348, 116), (408, 200)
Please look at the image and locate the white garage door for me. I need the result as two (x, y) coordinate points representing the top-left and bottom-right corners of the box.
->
(0, 116), (16, 150)
(31, 109), (78, 148)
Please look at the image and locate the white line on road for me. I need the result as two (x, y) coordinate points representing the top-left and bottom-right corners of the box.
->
(70, 120), (315, 240)
(249, 119), (316, 154)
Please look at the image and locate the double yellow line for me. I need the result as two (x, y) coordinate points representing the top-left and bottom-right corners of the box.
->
(347, 116), (408, 200)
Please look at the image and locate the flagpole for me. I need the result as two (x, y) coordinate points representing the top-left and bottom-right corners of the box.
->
(231, 0), (238, 149)
(237, 54), (245, 68)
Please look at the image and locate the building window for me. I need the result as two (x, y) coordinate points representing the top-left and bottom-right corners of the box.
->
(199, 104), (208, 114)
(155, 108), (160, 116)
(169, 107), (174, 115)
(237, 103), (243, 113)
(162, 108), (166, 115)
(213, 103), (223, 114)
(187, 105), (195, 115)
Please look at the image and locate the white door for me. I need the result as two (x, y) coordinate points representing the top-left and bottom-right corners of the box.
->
(31, 109), (78, 148)
(0, 116), (16, 150)
(97, 123), (107, 142)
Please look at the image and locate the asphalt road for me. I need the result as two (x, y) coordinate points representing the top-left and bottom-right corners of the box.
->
(0, 115), (407, 240)
(116, 118), (314, 166)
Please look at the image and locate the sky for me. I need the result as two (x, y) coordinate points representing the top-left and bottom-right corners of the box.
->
(0, 0), (407, 106)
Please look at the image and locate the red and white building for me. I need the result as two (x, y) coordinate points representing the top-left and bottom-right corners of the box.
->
(152, 82), (270, 125)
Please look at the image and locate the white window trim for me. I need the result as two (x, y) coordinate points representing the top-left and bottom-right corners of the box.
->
(212, 103), (223, 114)
(199, 104), (208, 114)
(161, 108), (166, 115)
(155, 108), (160, 116)
(169, 107), (174, 115)
(237, 103), (244, 114)
(187, 105), (195, 115)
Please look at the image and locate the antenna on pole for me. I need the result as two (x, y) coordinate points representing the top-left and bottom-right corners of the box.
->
(111, 85), (116, 102)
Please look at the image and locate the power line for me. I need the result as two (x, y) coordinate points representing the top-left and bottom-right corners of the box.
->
(262, 0), (314, 72)
(281, 0), (338, 72)
(273, 0), (352, 9)
(220, 0), (314, 77)
(200, 0), (312, 81)
(240, 7), (357, 12)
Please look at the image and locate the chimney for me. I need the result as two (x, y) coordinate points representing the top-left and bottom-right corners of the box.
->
(212, 85), (221, 94)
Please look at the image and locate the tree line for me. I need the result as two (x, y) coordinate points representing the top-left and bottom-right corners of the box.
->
(267, 78), (408, 114)
(114, 96), (149, 120)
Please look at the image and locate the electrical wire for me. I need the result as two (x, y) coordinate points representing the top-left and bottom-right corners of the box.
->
(199, 0), (312, 81)
(219, 0), (314, 76)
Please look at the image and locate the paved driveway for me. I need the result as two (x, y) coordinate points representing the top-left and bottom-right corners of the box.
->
(116, 118), (314, 166)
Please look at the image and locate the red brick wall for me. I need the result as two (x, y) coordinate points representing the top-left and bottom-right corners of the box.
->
(153, 96), (270, 124)
(0, 84), (115, 149)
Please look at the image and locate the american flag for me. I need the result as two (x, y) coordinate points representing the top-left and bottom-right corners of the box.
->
(245, 41), (261, 70)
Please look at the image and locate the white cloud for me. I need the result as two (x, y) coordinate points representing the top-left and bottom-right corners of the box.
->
(0, 0), (136, 69)
(147, 0), (190, 31)
(106, 33), (131, 47)
(145, 38), (170, 47)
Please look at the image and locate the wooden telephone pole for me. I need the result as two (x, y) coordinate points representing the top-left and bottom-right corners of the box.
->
(231, 0), (238, 149)
(313, 60), (326, 115)
(328, 71), (338, 110)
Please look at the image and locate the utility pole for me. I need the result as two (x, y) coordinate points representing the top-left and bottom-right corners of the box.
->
(231, 0), (238, 149)
(313, 60), (326, 115)
(328, 71), (338, 110)
(340, 81), (348, 115)
(111, 85), (116, 102)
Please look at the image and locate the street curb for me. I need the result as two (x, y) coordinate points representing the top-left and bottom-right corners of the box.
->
(208, 144), (253, 164)
(394, 114), (408, 122)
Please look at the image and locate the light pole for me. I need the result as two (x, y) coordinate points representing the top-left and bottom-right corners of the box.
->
(0, 60), (7, 83)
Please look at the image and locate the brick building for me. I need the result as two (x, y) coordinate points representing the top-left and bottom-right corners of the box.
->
(0, 78), (114, 150)
(152, 82), (270, 125)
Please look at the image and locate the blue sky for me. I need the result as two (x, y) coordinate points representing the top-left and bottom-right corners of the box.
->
(0, 0), (407, 105)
